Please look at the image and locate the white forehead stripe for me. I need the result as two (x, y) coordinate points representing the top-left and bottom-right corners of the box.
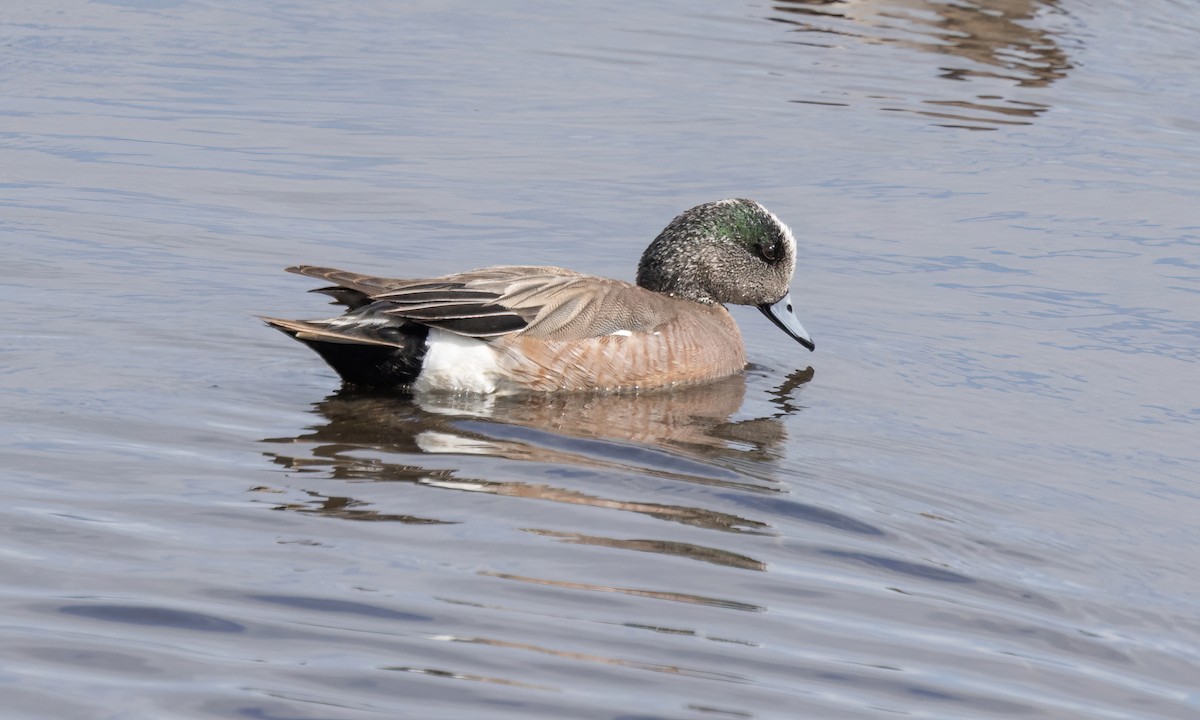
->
(754, 200), (796, 253)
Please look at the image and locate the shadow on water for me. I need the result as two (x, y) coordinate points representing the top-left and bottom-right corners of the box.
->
(771, 0), (1075, 129)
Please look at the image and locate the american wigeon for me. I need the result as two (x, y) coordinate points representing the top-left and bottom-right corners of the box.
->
(264, 199), (814, 393)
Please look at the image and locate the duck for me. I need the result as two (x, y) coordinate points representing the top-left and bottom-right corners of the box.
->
(263, 198), (814, 393)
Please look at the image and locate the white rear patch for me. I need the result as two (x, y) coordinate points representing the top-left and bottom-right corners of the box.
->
(608, 329), (633, 337)
(413, 329), (503, 393)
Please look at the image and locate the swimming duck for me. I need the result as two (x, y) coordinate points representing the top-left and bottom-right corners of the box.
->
(264, 199), (814, 392)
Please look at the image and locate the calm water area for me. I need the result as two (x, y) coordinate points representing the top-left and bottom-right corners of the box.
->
(3, 1), (1199, 718)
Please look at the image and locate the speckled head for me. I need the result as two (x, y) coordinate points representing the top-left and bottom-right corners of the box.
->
(636, 199), (795, 305)
(636, 199), (813, 351)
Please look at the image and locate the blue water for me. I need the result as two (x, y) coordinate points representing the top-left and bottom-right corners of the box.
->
(2, 1), (1198, 718)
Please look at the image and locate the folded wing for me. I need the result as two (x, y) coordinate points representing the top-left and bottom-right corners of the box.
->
(286, 265), (673, 342)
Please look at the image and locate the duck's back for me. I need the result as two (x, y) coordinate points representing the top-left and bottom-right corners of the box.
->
(266, 264), (747, 392)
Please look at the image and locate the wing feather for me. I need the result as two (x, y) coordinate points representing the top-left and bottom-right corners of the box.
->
(283, 265), (681, 341)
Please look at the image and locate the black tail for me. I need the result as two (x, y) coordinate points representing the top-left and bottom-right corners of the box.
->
(263, 317), (429, 390)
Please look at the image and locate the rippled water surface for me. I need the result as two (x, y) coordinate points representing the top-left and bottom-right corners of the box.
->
(3, 1), (1199, 718)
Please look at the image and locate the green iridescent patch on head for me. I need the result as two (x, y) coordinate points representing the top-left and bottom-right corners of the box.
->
(712, 199), (790, 265)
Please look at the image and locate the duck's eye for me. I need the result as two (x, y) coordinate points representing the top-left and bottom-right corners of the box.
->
(757, 240), (781, 263)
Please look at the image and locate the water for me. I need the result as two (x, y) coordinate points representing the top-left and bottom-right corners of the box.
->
(3, 0), (1198, 717)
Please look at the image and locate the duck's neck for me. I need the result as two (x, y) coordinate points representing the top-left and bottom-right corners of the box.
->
(636, 232), (717, 305)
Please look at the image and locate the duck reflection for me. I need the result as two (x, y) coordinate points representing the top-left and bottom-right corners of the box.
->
(261, 368), (815, 538)
(773, 0), (1072, 128)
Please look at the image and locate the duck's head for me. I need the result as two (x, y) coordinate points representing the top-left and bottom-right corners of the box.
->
(637, 198), (815, 351)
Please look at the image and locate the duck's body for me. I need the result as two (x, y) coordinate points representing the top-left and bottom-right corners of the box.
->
(265, 199), (814, 393)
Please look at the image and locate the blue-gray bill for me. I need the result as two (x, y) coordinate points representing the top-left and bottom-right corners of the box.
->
(759, 292), (815, 351)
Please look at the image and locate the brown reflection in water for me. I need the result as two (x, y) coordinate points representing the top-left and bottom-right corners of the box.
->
(481, 572), (765, 612)
(525, 529), (767, 571)
(261, 369), (814, 536)
(423, 476), (770, 533)
(266, 371), (811, 462)
(773, 0), (1072, 128)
